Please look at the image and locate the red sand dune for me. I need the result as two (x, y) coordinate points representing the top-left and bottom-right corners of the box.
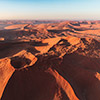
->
(4, 24), (28, 30)
(0, 21), (100, 100)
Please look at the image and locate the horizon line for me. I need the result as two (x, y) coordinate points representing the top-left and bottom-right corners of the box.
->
(0, 19), (100, 21)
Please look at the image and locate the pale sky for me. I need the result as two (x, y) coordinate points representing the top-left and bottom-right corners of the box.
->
(0, 0), (100, 20)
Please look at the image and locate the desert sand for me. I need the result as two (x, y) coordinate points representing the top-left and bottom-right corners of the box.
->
(0, 20), (100, 100)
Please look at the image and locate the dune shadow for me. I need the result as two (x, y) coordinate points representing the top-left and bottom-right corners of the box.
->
(11, 56), (31, 69)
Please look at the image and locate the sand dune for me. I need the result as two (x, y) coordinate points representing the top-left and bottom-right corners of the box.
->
(4, 24), (28, 30)
(0, 21), (100, 100)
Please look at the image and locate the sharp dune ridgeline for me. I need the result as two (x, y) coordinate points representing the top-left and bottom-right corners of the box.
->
(1, 20), (100, 100)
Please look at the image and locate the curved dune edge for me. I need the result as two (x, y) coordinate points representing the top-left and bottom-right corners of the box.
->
(0, 58), (15, 99)
(47, 68), (79, 100)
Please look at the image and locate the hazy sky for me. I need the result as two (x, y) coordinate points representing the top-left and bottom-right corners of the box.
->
(0, 0), (100, 20)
